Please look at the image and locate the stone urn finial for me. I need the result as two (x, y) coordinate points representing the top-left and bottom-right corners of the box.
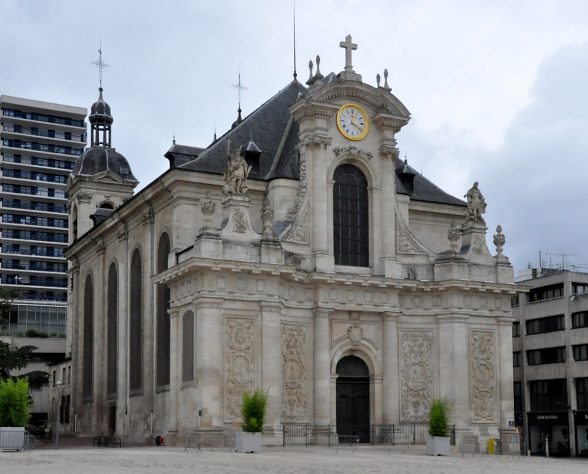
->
(493, 225), (505, 256)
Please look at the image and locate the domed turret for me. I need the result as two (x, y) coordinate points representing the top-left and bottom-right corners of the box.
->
(89, 87), (113, 125)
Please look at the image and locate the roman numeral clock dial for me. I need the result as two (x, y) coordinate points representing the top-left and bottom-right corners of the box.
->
(336, 103), (369, 141)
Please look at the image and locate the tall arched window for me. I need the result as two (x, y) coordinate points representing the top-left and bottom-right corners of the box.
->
(333, 164), (369, 267)
(156, 233), (171, 386)
(182, 310), (194, 382)
(129, 249), (143, 392)
(106, 262), (118, 396)
(82, 275), (94, 400)
(72, 204), (78, 241)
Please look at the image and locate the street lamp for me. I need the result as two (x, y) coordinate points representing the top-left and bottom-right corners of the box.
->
(55, 380), (62, 449)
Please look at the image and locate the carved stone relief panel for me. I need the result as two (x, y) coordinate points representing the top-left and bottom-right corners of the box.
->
(400, 330), (433, 422)
(281, 324), (308, 422)
(224, 318), (256, 422)
(470, 330), (496, 422)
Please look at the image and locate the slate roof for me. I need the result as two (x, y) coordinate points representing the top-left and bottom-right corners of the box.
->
(180, 79), (306, 178)
(176, 78), (464, 207)
(71, 146), (138, 184)
(394, 159), (465, 207)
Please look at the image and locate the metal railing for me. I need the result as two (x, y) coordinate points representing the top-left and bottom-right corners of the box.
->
(184, 432), (235, 452)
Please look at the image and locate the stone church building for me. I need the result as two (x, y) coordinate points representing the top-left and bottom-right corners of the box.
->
(65, 37), (519, 450)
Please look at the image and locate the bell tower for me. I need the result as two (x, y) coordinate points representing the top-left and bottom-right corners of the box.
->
(289, 36), (410, 276)
(67, 48), (138, 242)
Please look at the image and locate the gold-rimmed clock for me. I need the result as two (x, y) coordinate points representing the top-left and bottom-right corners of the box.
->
(336, 103), (369, 141)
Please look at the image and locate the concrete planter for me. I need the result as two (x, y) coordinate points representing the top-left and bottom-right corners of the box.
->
(426, 435), (450, 456)
(0, 427), (26, 451)
(235, 431), (262, 453)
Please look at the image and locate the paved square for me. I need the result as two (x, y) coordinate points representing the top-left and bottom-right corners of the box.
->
(1, 447), (587, 473)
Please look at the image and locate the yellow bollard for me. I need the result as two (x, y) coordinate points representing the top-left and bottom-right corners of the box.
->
(488, 438), (496, 454)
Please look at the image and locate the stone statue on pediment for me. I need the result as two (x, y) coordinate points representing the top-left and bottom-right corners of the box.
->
(223, 140), (251, 196)
(464, 181), (486, 225)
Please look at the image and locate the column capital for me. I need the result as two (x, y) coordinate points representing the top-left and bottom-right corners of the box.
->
(194, 297), (223, 310)
(497, 315), (516, 326)
(260, 301), (283, 314)
(382, 310), (402, 320)
(313, 307), (334, 318)
(436, 313), (470, 323)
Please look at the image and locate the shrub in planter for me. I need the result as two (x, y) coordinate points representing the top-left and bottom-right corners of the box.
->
(235, 389), (267, 453)
(241, 389), (267, 433)
(0, 378), (31, 427)
(426, 399), (451, 456)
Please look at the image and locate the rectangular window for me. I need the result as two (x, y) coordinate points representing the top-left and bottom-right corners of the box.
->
(530, 379), (567, 412)
(577, 377), (588, 411)
(573, 344), (588, 361)
(512, 321), (520, 337)
(573, 282), (588, 295)
(527, 346), (566, 366)
(572, 311), (588, 329)
(526, 314), (564, 335)
(528, 284), (564, 303)
(52, 370), (56, 388)
(514, 381), (523, 413)
(513, 351), (521, 367)
(511, 295), (520, 307)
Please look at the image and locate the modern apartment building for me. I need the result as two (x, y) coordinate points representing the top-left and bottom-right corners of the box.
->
(0, 95), (86, 338)
(513, 269), (588, 457)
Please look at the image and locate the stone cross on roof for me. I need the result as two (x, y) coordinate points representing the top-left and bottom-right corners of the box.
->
(340, 34), (357, 72)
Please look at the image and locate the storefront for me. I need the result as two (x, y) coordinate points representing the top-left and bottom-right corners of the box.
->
(574, 412), (588, 457)
(527, 412), (570, 456)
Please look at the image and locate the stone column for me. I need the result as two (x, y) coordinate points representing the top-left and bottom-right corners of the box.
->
(261, 302), (282, 434)
(382, 311), (400, 424)
(167, 308), (180, 433)
(313, 308), (332, 424)
(195, 298), (223, 427)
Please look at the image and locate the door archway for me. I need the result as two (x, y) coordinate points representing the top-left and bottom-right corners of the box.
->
(336, 355), (370, 442)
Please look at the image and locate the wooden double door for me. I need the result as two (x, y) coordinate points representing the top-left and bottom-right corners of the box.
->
(336, 356), (370, 443)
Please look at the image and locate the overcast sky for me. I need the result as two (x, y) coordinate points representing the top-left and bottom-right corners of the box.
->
(2, 0), (587, 274)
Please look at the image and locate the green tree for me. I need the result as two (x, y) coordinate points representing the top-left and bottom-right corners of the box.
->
(0, 287), (18, 326)
(241, 389), (267, 433)
(0, 378), (31, 426)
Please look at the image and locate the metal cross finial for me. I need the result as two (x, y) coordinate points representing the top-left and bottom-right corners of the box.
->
(92, 41), (109, 89)
(232, 70), (247, 110)
(339, 34), (357, 72)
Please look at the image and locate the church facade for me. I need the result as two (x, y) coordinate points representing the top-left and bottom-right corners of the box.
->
(66, 37), (519, 450)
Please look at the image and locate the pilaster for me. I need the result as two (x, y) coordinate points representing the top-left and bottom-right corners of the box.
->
(313, 308), (332, 424)
(260, 302), (283, 436)
(436, 313), (470, 428)
(382, 311), (400, 423)
(195, 298), (223, 427)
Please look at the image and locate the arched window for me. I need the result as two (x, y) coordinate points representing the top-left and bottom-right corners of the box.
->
(72, 204), (78, 241)
(106, 262), (118, 396)
(182, 310), (195, 382)
(333, 164), (369, 267)
(156, 233), (171, 386)
(99, 201), (115, 210)
(82, 275), (93, 400)
(129, 249), (143, 392)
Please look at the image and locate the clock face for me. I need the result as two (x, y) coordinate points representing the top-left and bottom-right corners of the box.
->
(336, 104), (369, 141)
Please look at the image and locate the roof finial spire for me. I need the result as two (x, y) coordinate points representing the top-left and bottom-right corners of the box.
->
(293, 0), (297, 79)
(172, 131), (176, 145)
(92, 40), (109, 90)
(232, 69), (247, 125)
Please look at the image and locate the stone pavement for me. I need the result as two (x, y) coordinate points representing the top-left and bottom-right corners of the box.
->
(0, 446), (586, 473)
